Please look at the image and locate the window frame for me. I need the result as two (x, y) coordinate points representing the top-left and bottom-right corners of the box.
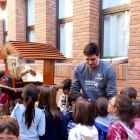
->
(56, 0), (73, 61)
(3, 2), (7, 45)
(99, 0), (131, 59)
(26, 0), (35, 63)
(26, 0), (35, 42)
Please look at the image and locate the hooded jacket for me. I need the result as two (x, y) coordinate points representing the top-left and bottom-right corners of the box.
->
(119, 121), (137, 140)
(68, 124), (98, 140)
(132, 118), (140, 140)
(107, 120), (137, 140)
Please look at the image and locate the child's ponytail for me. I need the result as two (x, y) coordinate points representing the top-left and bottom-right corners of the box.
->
(23, 84), (39, 129)
(25, 97), (35, 129)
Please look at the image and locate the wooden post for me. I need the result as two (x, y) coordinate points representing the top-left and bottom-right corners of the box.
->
(43, 60), (55, 85)
(12, 78), (16, 88)
(5, 59), (9, 77)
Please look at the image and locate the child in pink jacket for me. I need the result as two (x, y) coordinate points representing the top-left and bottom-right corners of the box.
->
(132, 100), (140, 140)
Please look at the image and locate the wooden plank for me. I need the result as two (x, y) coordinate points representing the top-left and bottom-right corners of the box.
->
(21, 57), (66, 60)
(16, 49), (59, 52)
(15, 46), (56, 49)
(19, 52), (63, 55)
(43, 60), (55, 85)
(22, 54), (65, 57)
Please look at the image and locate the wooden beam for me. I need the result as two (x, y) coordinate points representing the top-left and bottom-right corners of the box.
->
(43, 60), (54, 85)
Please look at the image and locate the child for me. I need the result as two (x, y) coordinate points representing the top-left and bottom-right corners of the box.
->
(68, 99), (98, 140)
(120, 87), (137, 99)
(58, 79), (72, 112)
(38, 85), (68, 140)
(0, 116), (20, 140)
(132, 99), (140, 140)
(0, 70), (9, 115)
(65, 91), (83, 133)
(11, 84), (45, 140)
(95, 97), (110, 140)
(107, 94), (137, 140)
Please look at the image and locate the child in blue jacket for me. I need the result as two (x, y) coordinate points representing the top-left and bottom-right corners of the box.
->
(95, 97), (110, 140)
(38, 85), (68, 140)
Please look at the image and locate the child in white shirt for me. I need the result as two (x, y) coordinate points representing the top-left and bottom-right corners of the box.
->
(11, 84), (45, 140)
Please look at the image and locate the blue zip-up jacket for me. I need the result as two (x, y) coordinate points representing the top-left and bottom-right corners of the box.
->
(39, 111), (68, 140)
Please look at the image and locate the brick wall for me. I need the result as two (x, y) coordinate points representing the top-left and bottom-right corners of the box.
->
(73, 0), (99, 67)
(115, 0), (140, 96)
(35, 0), (56, 46)
(127, 0), (140, 96)
(7, 0), (26, 41)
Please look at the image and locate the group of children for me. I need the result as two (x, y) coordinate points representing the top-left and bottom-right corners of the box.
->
(0, 74), (140, 140)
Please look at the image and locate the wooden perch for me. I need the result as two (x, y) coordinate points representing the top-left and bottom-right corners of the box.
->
(0, 84), (64, 99)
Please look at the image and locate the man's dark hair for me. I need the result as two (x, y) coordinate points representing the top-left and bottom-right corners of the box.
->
(95, 97), (108, 117)
(120, 87), (137, 99)
(0, 116), (19, 137)
(68, 91), (84, 106)
(83, 42), (100, 56)
(61, 79), (72, 90)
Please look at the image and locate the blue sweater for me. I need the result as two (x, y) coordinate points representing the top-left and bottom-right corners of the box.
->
(65, 109), (73, 125)
(39, 111), (68, 140)
(95, 121), (109, 140)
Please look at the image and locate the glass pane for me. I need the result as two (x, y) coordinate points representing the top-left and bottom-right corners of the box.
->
(5, 35), (8, 43)
(28, 30), (35, 42)
(27, 0), (35, 26)
(3, 3), (7, 32)
(60, 22), (73, 58)
(103, 11), (130, 57)
(102, 0), (131, 9)
(59, 0), (73, 19)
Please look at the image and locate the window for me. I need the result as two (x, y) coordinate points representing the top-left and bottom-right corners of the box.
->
(3, 2), (8, 44)
(99, 0), (131, 58)
(57, 0), (73, 58)
(26, 0), (35, 42)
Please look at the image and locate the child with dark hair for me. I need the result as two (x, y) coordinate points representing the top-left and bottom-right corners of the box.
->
(95, 97), (110, 140)
(68, 99), (98, 140)
(0, 70), (7, 102)
(58, 79), (72, 112)
(65, 91), (83, 133)
(0, 116), (20, 140)
(0, 70), (9, 115)
(107, 94), (137, 140)
(38, 85), (68, 140)
(11, 84), (45, 140)
(132, 99), (140, 140)
(120, 87), (137, 99)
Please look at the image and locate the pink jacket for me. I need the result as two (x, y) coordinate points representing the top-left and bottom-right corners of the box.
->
(0, 93), (8, 104)
(133, 118), (140, 140)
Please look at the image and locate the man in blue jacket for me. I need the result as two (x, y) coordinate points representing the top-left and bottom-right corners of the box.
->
(70, 42), (117, 101)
